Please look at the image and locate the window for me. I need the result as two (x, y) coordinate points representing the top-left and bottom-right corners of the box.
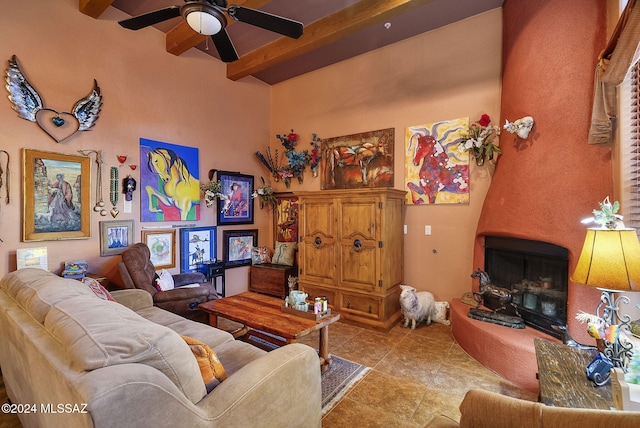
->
(621, 60), (640, 235)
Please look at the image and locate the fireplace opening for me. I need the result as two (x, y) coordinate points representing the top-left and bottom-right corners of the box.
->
(484, 236), (568, 339)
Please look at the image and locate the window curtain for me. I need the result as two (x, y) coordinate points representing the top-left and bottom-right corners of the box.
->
(589, 0), (640, 144)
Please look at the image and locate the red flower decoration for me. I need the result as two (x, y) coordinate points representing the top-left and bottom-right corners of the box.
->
(478, 114), (491, 127)
(287, 133), (298, 142)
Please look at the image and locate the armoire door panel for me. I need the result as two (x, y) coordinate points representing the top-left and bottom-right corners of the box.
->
(339, 243), (377, 292)
(299, 234), (336, 285)
(339, 199), (378, 241)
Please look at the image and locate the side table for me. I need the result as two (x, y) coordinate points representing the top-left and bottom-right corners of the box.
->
(196, 260), (226, 297)
(534, 338), (612, 409)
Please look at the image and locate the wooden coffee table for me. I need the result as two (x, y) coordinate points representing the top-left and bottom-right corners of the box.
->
(199, 292), (340, 371)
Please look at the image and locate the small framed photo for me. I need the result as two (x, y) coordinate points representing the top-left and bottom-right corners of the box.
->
(180, 226), (217, 273)
(141, 229), (176, 269)
(223, 229), (258, 268)
(216, 171), (254, 225)
(99, 220), (135, 256)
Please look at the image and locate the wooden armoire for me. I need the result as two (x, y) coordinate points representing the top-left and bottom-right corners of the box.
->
(296, 188), (405, 331)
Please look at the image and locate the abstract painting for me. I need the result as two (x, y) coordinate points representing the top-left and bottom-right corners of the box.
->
(405, 118), (470, 205)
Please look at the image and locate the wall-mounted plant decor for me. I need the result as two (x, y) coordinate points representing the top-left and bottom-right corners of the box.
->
(5, 55), (102, 143)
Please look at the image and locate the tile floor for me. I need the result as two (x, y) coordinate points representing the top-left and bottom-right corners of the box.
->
(0, 320), (537, 428)
(294, 321), (538, 427)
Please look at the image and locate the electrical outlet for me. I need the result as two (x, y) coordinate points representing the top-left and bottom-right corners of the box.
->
(403, 225), (407, 234)
(425, 225), (432, 235)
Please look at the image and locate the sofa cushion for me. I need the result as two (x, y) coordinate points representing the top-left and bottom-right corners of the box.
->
(44, 295), (206, 404)
(136, 306), (235, 348)
(0, 268), (96, 323)
(81, 277), (115, 301)
(251, 246), (272, 265)
(181, 335), (227, 391)
(272, 241), (296, 266)
(156, 269), (175, 291)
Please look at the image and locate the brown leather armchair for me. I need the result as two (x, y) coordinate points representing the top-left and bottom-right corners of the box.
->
(118, 243), (217, 323)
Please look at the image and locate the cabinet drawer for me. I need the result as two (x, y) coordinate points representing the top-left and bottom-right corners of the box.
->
(340, 292), (381, 319)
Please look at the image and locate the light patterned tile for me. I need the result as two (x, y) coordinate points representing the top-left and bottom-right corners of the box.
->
(344, 370), (428, 422)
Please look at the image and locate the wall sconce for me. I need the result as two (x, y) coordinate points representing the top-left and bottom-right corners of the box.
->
(504, 116), (534, 139)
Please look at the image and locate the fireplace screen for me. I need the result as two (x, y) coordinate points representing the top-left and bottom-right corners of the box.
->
(484, 236), (568, 339)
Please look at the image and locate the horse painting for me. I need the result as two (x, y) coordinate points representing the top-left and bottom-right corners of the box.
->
(321, 128), (394, 190)
(141, 141), (200, 221)
(405, 119), (469, 205)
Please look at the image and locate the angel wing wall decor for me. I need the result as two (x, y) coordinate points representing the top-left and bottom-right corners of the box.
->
(5, 55), (102, 143)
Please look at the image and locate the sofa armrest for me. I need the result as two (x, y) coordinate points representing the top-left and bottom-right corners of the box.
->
(172, 272), (206, 287)
(457, 390), (542, 428)
(199, 343), (322, 427)
(110, 289), (154, 311)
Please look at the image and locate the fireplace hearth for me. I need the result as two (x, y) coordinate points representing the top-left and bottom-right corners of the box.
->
(483, 236), (569, 339)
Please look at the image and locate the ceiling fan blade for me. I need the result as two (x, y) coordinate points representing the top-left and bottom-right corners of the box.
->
(228, 6), (303, 39)
(211, 30), (239, 63)
(118, 6), (181, 30)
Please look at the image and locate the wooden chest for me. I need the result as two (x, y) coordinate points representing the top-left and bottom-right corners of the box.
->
(249, 264), (297, 298)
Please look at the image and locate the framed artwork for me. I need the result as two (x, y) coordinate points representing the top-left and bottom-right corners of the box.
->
(180, 226), (217, 273)
(141, 229), (176, 269)
(23, 149), (91, 241)
(140, 138), (201, 222)
(99, 220), (135, 256)
(274, 193), (298, 243)
(223, 229), (257, 268)
(320, 128), (395, 190)
(16, 247), (48, 270)
(216, 171), (254, 225)
(405, 118), (470, 205)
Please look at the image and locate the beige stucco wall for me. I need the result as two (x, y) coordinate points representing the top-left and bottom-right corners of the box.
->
(269, 9), (503, 302)
(1, 3), (505, 304)
(0, 0), (271, 293)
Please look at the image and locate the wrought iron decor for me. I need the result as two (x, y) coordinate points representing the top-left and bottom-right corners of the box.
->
(5, 55), (102, 143)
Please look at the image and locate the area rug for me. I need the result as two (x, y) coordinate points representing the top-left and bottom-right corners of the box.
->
(243, 334), (370, 414)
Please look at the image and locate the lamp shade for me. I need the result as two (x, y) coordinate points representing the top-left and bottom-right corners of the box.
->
(181, 4), (226, 36)
(571, 228), (640, 291)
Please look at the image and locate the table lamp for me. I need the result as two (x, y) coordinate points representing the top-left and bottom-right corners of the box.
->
(571, 226), (640, 378)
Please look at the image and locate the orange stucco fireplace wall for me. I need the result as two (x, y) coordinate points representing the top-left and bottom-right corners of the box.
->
(453, 0), (612, 392)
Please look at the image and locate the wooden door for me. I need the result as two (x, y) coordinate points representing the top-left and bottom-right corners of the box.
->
(338, 195), (379, 292)
(298, 197), (336, 286)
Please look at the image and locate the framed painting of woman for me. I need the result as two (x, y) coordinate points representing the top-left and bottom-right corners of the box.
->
(216, 171), (254, 225)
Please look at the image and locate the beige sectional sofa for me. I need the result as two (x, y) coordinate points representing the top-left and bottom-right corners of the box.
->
(0, 269), (321, 428)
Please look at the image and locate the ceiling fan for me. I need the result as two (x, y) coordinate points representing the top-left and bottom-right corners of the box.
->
(118, 0), (304, 63)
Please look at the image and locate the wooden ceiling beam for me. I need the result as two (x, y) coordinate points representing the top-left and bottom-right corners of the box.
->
(226, 0), (435, 81)
(166, 0), (272, 56)
(79, 0), (114, 19)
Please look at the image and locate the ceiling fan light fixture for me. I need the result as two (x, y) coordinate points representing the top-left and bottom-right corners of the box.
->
(182, 4), (226, 35)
